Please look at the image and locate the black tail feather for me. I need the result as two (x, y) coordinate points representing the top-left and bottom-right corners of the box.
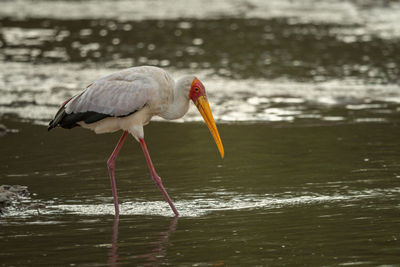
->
(48, 106), (111, 130)
(48, 106), (67, 131)
(49, 94), (135, 130)
(59, 111), (110, 129)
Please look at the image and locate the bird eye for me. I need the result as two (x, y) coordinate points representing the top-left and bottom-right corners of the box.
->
(194, 87), (199, 92)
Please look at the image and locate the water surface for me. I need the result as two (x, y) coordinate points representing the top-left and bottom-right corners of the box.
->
(1, 119), (400, 265)
(1, 0), (400, 265)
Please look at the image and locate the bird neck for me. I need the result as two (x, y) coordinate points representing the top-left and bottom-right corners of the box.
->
(159, 80), (191, 120)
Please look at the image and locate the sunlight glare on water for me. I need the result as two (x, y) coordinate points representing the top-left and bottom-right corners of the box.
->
(3, 187), (397, 218)
(1, 0), (400, 266)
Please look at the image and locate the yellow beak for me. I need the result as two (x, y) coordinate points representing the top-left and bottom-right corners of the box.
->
(195, 96), (224, 159)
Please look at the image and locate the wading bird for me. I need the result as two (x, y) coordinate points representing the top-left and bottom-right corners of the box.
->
(48, 66), (224, 216)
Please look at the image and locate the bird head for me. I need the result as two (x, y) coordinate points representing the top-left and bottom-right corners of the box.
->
(189, 78), (224, 159)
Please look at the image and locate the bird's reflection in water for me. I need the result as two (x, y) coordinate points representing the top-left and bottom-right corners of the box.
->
(108, 216), (179, 266)
(108, 216), (120, 266)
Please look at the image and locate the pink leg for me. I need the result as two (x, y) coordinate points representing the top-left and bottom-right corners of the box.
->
(139, 138), (179, 216)
(107, 131), (129, 217)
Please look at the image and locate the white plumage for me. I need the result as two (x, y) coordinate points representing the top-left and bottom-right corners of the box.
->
(49, 65), (224, 217)
(58, 66), (195, 139)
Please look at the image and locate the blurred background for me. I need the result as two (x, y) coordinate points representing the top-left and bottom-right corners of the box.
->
(1, 0), (399, 124)
(1, 0), (400, 266)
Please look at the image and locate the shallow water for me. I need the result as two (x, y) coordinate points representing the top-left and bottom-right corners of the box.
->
(1, 0), (400, 265)
(1, 119), (400, 265)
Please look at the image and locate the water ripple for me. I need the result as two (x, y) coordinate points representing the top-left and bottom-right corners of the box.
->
(1, 0), (400, 39)
(4, 187), (399, 218)
(1, 63), (399, 125)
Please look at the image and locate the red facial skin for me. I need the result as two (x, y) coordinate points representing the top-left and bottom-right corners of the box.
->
(189, 78), (206, 103)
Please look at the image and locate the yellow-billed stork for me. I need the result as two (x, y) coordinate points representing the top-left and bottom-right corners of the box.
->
(48, 66), (224, 216)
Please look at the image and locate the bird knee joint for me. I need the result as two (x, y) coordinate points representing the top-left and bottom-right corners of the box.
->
(107, 160), (115, 169)
(153, 175), (162, 185)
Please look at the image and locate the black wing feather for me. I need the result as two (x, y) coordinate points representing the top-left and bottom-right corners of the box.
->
(48, 107), (111, 130)
(48, 105), (139, 131)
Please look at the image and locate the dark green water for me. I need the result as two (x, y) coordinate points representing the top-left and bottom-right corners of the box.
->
(1, 0), (400, 265)
(1, 118), (400, 265)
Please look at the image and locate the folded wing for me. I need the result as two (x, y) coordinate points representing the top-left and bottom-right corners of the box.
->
(48, 73), (157, 130)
